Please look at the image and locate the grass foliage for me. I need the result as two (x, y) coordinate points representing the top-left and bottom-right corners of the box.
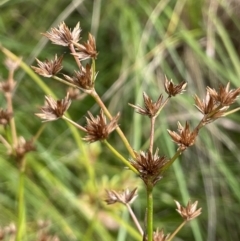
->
(1, 0), (240, 240)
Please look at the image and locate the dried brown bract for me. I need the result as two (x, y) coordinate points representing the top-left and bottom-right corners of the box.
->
(175, 200), (202, 221)
(129, 92), (163, 118)
(35, 93), (71, 122)
(0, 109), (12, 126)
(168, 122), (198, 151)
(42, 22), (81, 46)
(15, 137), (36, 160)
(194, 92), (228, 124)
(153, 229), (170, 241)
(164, 77), (187, 97)
(0, 80), (16, 93)
(207, 82), (240, 106)
(32, 55), (63, 78)
(63, 64), (95, 90)
(130, 149), (169, 186)
(73, 33), (98, 60)
(83, 109), (120, 142)
(105, 188), (138, 205)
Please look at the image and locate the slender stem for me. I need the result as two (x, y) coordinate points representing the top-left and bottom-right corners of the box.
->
(162, 149), (182, 173)
(16, 158), (26, 241)
(69, 43), (82, 70)
(32, 123), (46, 143)
(167, 220), (187, 241)
(126, 203), (143, 236)
(0, 134), (12, 150)
(149, 117), (156, 154)
(146, 184), (153, 241)
(103, 140), (139, 174)
(62, 115), (87, 132)
(91, 89), (135, 158)
(5, 92), (18, 148)
(52, 75), (79, 89)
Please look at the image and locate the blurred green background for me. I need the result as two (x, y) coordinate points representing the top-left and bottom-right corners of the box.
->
(1, 0), (240, 240)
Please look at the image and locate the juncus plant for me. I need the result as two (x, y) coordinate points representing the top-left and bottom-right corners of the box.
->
(31, 22), (240, 241)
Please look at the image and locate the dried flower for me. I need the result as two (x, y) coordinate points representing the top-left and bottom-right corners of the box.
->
(0, 109), (12, 126)
(175, 200), (202, 221)
(42, 22), (81, 46)
(73, 33), (98, 60)
(15, 137), (36, 160)
(130, 149), (169, 186)
(83, 109), (119, 142)
(194, 92), (228, 124)
(4, 57), (21, 72)
(35, 93), (71, 122)
(164, 77), (187, 97)
(129, 92), (163, 118)
(168, 122), (198, 151)
(207, 82), (240, 106)
(153, 229), (170, 241)
(0, 80), (16, 93)
(105, 188), (138, 205)
(31, 55), (63, 78)
(63, 64), (95, 90)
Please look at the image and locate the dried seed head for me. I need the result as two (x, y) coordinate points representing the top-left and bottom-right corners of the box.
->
(105, 188), (138, 205)
(15, 137), (36, 160)
(83, 110), (120, 143)
(168, 122), (198, 151)
(0, 80), (16, 93)
(4, 57), (21, 72)
(63, 64), (95, 90)
(129, 92), (163, 118)
(43, 22), (81, 46)
(0, 109), (13, 126)
(175, 200), (202, 221)
(164, 76), (187, 97)
(194, 92), (228, 124)
(207, 82), (240, 106)
(73, 33), (98, 60)
(153, 229), (170, 241)
(31, 55), (63, 78)
(130, 149), (169, 186)
(35, 93), (71, 122)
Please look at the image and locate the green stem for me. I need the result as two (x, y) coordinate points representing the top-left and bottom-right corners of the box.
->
(91, 90), (135, 158)
(52, 75), (79, 89)
(167, 220), (187, 241)
(62, 115), (87, 132)
(103, 140), (139, 174)
(16, 158), (26, 241)
(147, 184), (153, 241)
(162, 149), (182, 172)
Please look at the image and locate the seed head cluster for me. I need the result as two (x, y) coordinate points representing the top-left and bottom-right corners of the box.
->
(83, 110), (120, 143)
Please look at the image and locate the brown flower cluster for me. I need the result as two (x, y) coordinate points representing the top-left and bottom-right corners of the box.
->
(153, 229), (170, 241)
(195, 82), (240, 124)
(73, 33), (98, 60)
(130, 149), (169, 186)
(0, 109), (12, 126)
(42, 22), (81, 46)
(35, 93), (71, 122)
(63, 64), (96, 90)
(31, 55), (63, 78)
(105, 188), (138, 205)
(129, 92), (163, 118)
(175, 200), (202, 221)
(14, 137), (36, 160)
(168, 122), (198, 152)
(83, 109), (120, 142)
(164, 77), (187, 97)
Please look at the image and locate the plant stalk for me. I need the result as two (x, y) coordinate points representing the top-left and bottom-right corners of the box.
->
(146, 184), (153, 241)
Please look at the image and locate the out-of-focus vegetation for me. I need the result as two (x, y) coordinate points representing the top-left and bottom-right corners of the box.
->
(0, 0), (240, 240)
